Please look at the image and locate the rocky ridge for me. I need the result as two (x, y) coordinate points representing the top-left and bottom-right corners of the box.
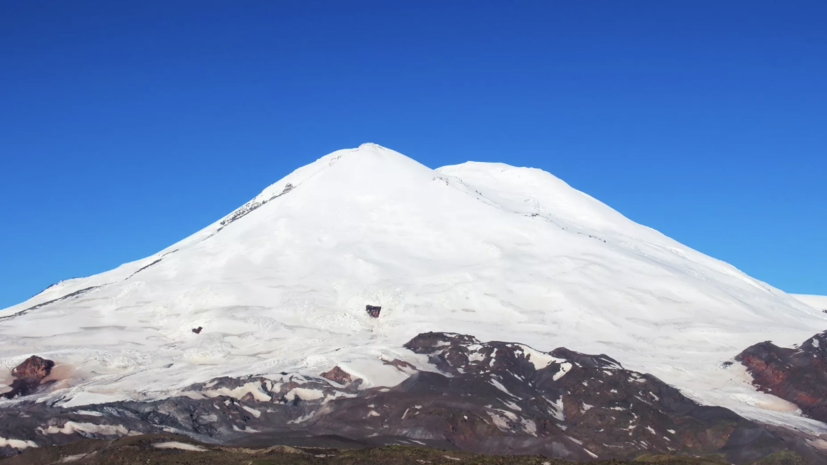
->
(736, 331), (827, 424)
(1, 333), (824, 463)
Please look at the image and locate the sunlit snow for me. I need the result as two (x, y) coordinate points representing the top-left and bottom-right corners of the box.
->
(0, 143), (825, 433)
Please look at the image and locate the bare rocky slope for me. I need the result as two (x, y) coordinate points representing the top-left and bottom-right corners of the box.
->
(736, 331), (827, 424)
(5, 433), (790, 465)
(1, 332), (824, 463)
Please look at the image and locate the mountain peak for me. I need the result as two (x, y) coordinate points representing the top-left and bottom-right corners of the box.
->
(356, 142), (387, 151)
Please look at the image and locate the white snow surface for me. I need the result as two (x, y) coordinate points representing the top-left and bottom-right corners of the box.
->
(792, 294), (827, 311)
(0, 437), (38, 450)
(1, 143), (825, 432)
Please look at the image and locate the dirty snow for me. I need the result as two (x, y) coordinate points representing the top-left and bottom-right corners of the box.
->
(0, 437), (38, 450)
(38, 422), (129, 436)
(204, 382), (271, 402)
(153, 441), (207, 452)
(242, 405), (261, 418)
(553, 362), (572, 381)
(284, 387), (325, 402)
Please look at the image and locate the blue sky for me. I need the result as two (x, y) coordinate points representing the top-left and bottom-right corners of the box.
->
(1, 0), (825, 308)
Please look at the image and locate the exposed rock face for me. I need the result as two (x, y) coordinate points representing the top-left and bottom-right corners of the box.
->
(219, 183), (294, 229)
(736, 330), (827, 423)
(2, 356), (54, 399)
(12, 356), (54, 383)
(388, 333), (786, 462)
(366, 305), (381, 318)
(0, 334), (823, 463)
(320, 366), (354, 385)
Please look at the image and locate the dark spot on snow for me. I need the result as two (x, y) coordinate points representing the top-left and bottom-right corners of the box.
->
(366, 305), (381, 318)
(219, 183), (295, 229)
(126, 258), (163, 280)
(192, 327), (203, 334)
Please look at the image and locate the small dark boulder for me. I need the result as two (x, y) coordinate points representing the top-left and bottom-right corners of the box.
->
(366, 305), (381, 318)
(192, 327), (203, 334)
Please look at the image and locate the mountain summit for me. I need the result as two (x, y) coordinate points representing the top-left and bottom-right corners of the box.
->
(0, 144), (824, 430)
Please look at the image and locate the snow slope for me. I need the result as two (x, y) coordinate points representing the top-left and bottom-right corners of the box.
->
(1, 143), (825, 431)
(793, 294), (827, 311)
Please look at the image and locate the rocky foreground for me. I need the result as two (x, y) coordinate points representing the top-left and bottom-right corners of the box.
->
(1, 433), (811, 465)
(1, 332), (826, 464)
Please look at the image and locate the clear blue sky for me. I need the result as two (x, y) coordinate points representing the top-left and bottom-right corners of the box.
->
(1, 1), (825, 308)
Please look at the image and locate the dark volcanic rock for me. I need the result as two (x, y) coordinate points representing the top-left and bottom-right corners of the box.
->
(12, 356), (54, 383)
(0, 286), (99, 322)
(2, 356), (54, 399)
(0, 334), (824, 463)
(219, 183), (294, 228)
(384, 332), (789, 462)
(4, 432), (774, 465)
(320, 366), (354, 385)
(736, 330), (827, 423)
(366, 305), (381, 318)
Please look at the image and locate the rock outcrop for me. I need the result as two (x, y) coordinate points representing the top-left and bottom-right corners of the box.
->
(0, 335), (823, 463)
(381, 332), (790, 462)
(2, 356), (54, 399)
(320, 366), (354, 385)
(736, 330), (827, 423)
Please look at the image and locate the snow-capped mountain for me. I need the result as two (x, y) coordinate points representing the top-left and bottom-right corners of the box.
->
(1, 143), (825, 433)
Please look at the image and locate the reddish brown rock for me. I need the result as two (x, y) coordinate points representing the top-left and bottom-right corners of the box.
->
(3, 355), (55, 399)
(366, 305), (381, 318)
(11, 356), (54, 384)
(320, 366), (353, 385)
(736, 330), (827, 423)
